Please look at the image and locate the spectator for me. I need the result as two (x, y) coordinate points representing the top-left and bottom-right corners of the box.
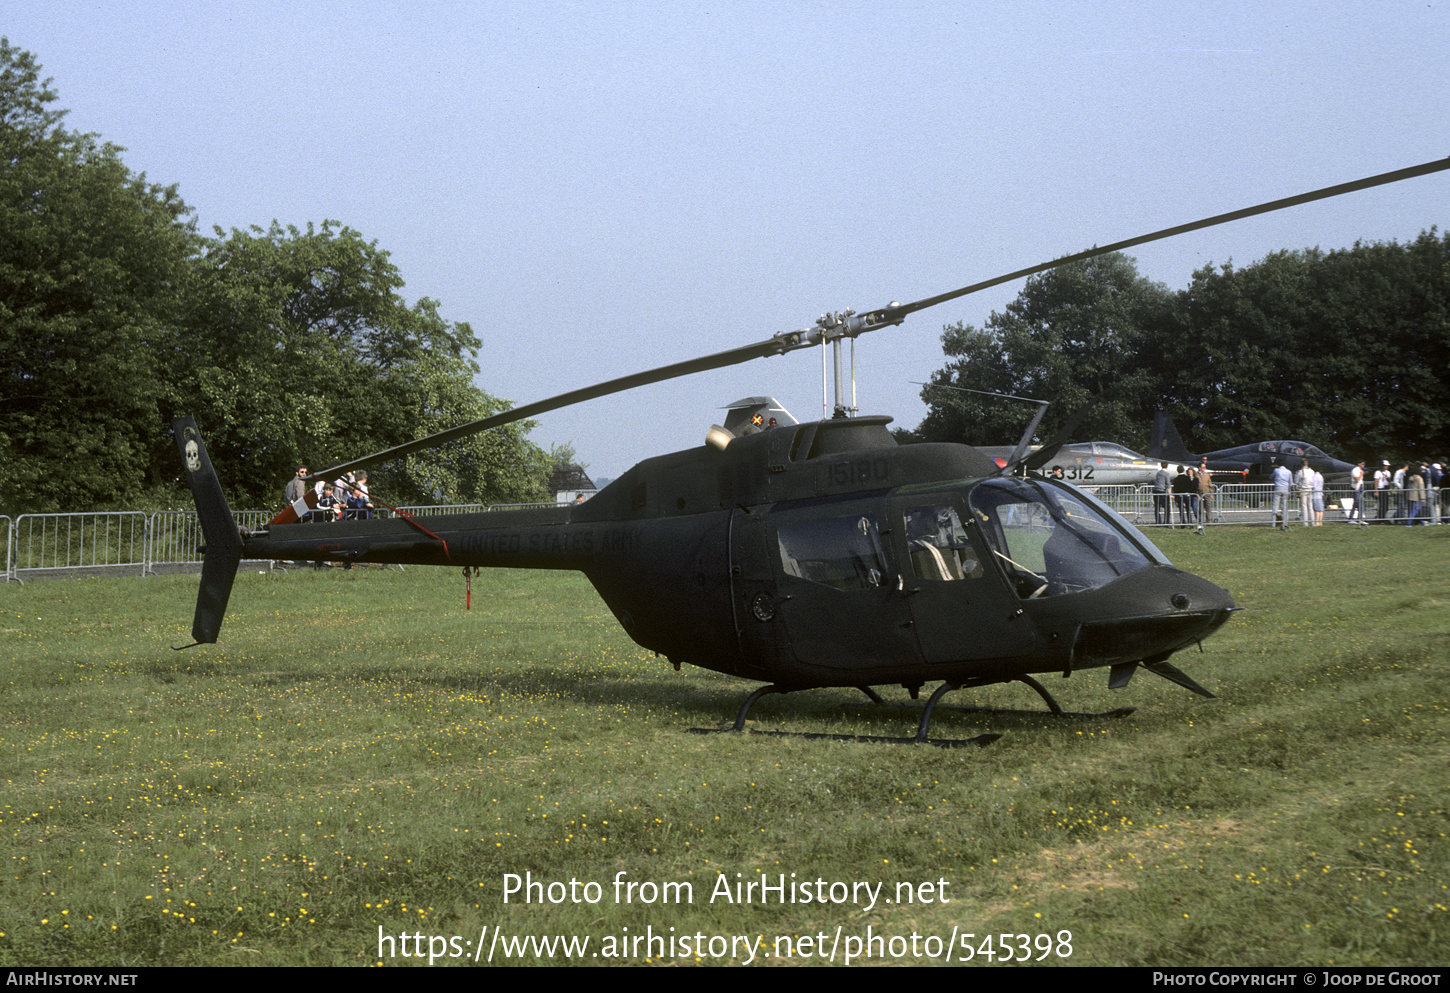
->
(313, 483), (341, 522)
(1196, 458), (1213, 532)
(285, 464), (309, 506)
(1348, 460), (1367, 528)
(1153, 463), (1171, 526)
(347, 485), (374, 521)
(1173, 466), (1193, 527)
(1271, 461), (1292, 531)
(1296, 460), (1315, 527)
(1311, 464), (1325, 526)
(1422, 461), (1440, 525)
(1375, 461), (1392, 522)
(1406, 470), (1426, 525)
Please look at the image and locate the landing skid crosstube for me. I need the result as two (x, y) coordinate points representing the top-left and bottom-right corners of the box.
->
(687, 676), (1135, 748)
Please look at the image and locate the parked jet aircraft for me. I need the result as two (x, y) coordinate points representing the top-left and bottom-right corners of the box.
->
(977, 441), (1188, 487)
(1148, 412), (1356, 482)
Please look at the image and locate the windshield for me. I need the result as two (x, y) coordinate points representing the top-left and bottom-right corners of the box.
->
(1092, 442), (1146, 460)
(968, 478), (1160, 598)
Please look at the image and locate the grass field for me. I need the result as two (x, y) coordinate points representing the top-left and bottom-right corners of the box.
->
(0, 525), (1446, 967)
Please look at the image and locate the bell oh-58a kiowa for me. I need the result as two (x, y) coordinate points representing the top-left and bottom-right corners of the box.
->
(174, 157), (1450, 746)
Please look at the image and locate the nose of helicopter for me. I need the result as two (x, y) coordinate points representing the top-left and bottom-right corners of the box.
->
(1042, 565), (1236, 671)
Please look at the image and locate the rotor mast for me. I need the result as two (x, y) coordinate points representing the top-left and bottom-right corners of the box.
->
(809, 305), (901, 418)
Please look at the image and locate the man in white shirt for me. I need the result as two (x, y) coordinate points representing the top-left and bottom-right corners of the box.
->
(1348, 460), (1366, 527)
(1271, 461), (1293, 531)
(1374, 461), (1392, 521)
(1296, 461), (1315, 527)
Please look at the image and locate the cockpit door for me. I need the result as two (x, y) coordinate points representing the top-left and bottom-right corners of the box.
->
(767, 501), (920, 674)
(889, 496), (1036, 664)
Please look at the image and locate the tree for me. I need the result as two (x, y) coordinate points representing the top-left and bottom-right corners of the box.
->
(1156, 232), (1450, 461)
(0, 39), (199, 514)
(0, 40), (556, 514)
(174, 221), (552, 508)
(913, 253), (1171, 449)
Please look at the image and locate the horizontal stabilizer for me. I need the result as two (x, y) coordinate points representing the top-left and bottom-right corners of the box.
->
(269, 489), (318, 527)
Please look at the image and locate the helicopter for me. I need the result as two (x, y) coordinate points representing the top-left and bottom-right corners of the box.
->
(174, 156), (1450, 747)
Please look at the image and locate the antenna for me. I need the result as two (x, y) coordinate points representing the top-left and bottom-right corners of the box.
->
(915, 382), (1048, 470)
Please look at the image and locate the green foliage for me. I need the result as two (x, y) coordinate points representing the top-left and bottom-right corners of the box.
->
(0, 40), (552, 515)
(1155, 232), (1450, 462)
(914, 237), (1450, 463)
(176, 222), (551, 508)
(0, 38), (200, 514)
(915, 253), (1171, 448)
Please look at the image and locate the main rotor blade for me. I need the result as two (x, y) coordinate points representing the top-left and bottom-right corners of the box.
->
(313, 337), (796, 479)
(871, 155), (1450, 324)
(317, 155), (1450, 479)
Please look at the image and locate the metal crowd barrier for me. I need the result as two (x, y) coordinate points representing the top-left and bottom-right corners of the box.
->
(10, 511), (150, 581)
(146, 509), (277, 572)
(394, 503), (492, 516)
(0, 503), (557, 583)
(394, 502), (556, 514)
(1089, 484), (1447, 527)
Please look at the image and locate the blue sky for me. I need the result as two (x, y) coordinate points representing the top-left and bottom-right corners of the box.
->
(9, 1), (1448, 478)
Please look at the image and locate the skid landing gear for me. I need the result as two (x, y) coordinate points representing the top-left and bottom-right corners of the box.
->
(687, 677), (1135, 746)
(858, 676), (1135, 728)
(687, 683), (1002, 748)
(910, 675), (1138, 721)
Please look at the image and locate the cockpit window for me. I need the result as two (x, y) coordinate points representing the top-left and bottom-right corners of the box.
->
(968, 478), (1159, 598)
(1259, 440), (1324, 458)
(904, 505), (984, 581)
(1092, 442), (1142, 460)
(777, 513), (887, 590)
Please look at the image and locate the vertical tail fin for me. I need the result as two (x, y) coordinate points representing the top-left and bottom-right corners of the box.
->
(173, 417), (242, 645)
(1149, 410), (1196, 463)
